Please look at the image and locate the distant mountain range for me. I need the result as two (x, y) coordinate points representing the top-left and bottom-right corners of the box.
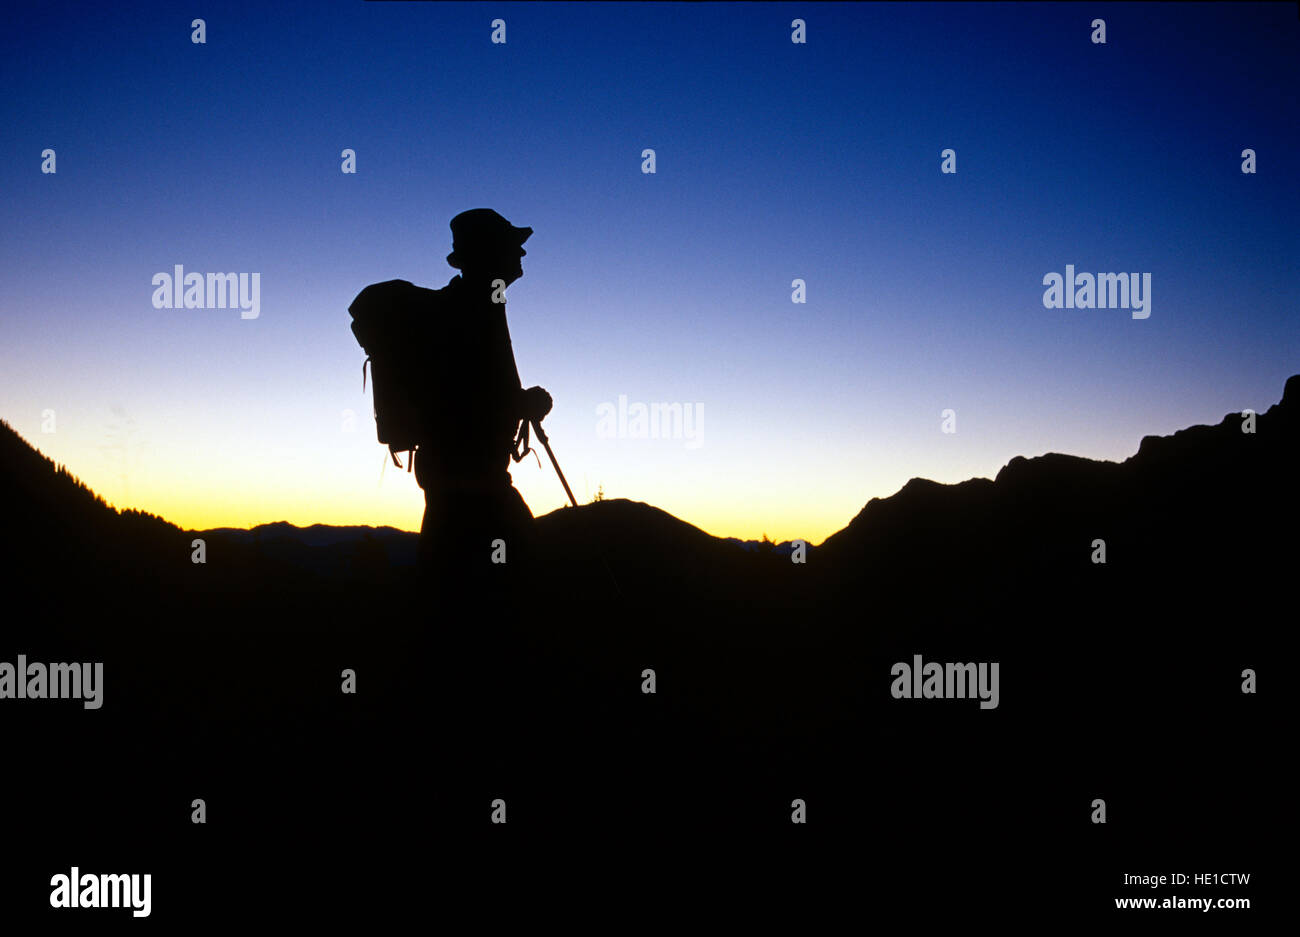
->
(186, 520), (813, 577)
(3, 375), (1294, 585)
(197, 521), (420, 575)
(723, 537), (811, 557)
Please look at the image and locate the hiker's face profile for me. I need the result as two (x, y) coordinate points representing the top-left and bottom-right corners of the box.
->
(466, 245), (525, 286)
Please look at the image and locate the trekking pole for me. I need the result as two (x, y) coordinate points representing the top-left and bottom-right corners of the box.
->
(530, 419), (578, 508)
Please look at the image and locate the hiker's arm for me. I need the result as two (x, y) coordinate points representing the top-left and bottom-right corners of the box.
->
(498, 316), (550, 421)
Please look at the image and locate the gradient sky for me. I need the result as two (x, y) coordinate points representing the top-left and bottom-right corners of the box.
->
(2, 2), (1296, 543)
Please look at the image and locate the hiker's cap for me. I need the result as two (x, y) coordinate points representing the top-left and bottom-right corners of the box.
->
(446, 208), (532, 269)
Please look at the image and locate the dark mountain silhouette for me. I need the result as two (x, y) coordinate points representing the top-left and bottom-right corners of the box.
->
(202, 521), (414, 549)
(724, 535), (812, 556)
(1, 376), (1292, 921)
(1, 418), (182, 571)
(193, 519), (804, 570)
(197, 521), (420, 576)
(168, 517), (802, 584)
(820, 375), (1297, 568)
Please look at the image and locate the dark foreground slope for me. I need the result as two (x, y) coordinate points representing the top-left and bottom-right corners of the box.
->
(0, 378), (1293, 922)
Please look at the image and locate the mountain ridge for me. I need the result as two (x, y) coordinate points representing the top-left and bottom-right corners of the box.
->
(2, 373), (1295, 568)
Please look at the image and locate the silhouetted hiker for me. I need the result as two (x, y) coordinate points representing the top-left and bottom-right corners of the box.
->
(349, 209), (552, 617)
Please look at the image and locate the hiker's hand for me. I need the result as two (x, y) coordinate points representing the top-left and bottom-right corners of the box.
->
(522, 385), (552, 421)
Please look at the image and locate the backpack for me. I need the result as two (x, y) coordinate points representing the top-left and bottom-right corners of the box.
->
(348, 279), (435, 471)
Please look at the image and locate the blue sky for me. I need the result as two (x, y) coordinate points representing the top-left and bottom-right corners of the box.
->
(2, 2), (1296, 541)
